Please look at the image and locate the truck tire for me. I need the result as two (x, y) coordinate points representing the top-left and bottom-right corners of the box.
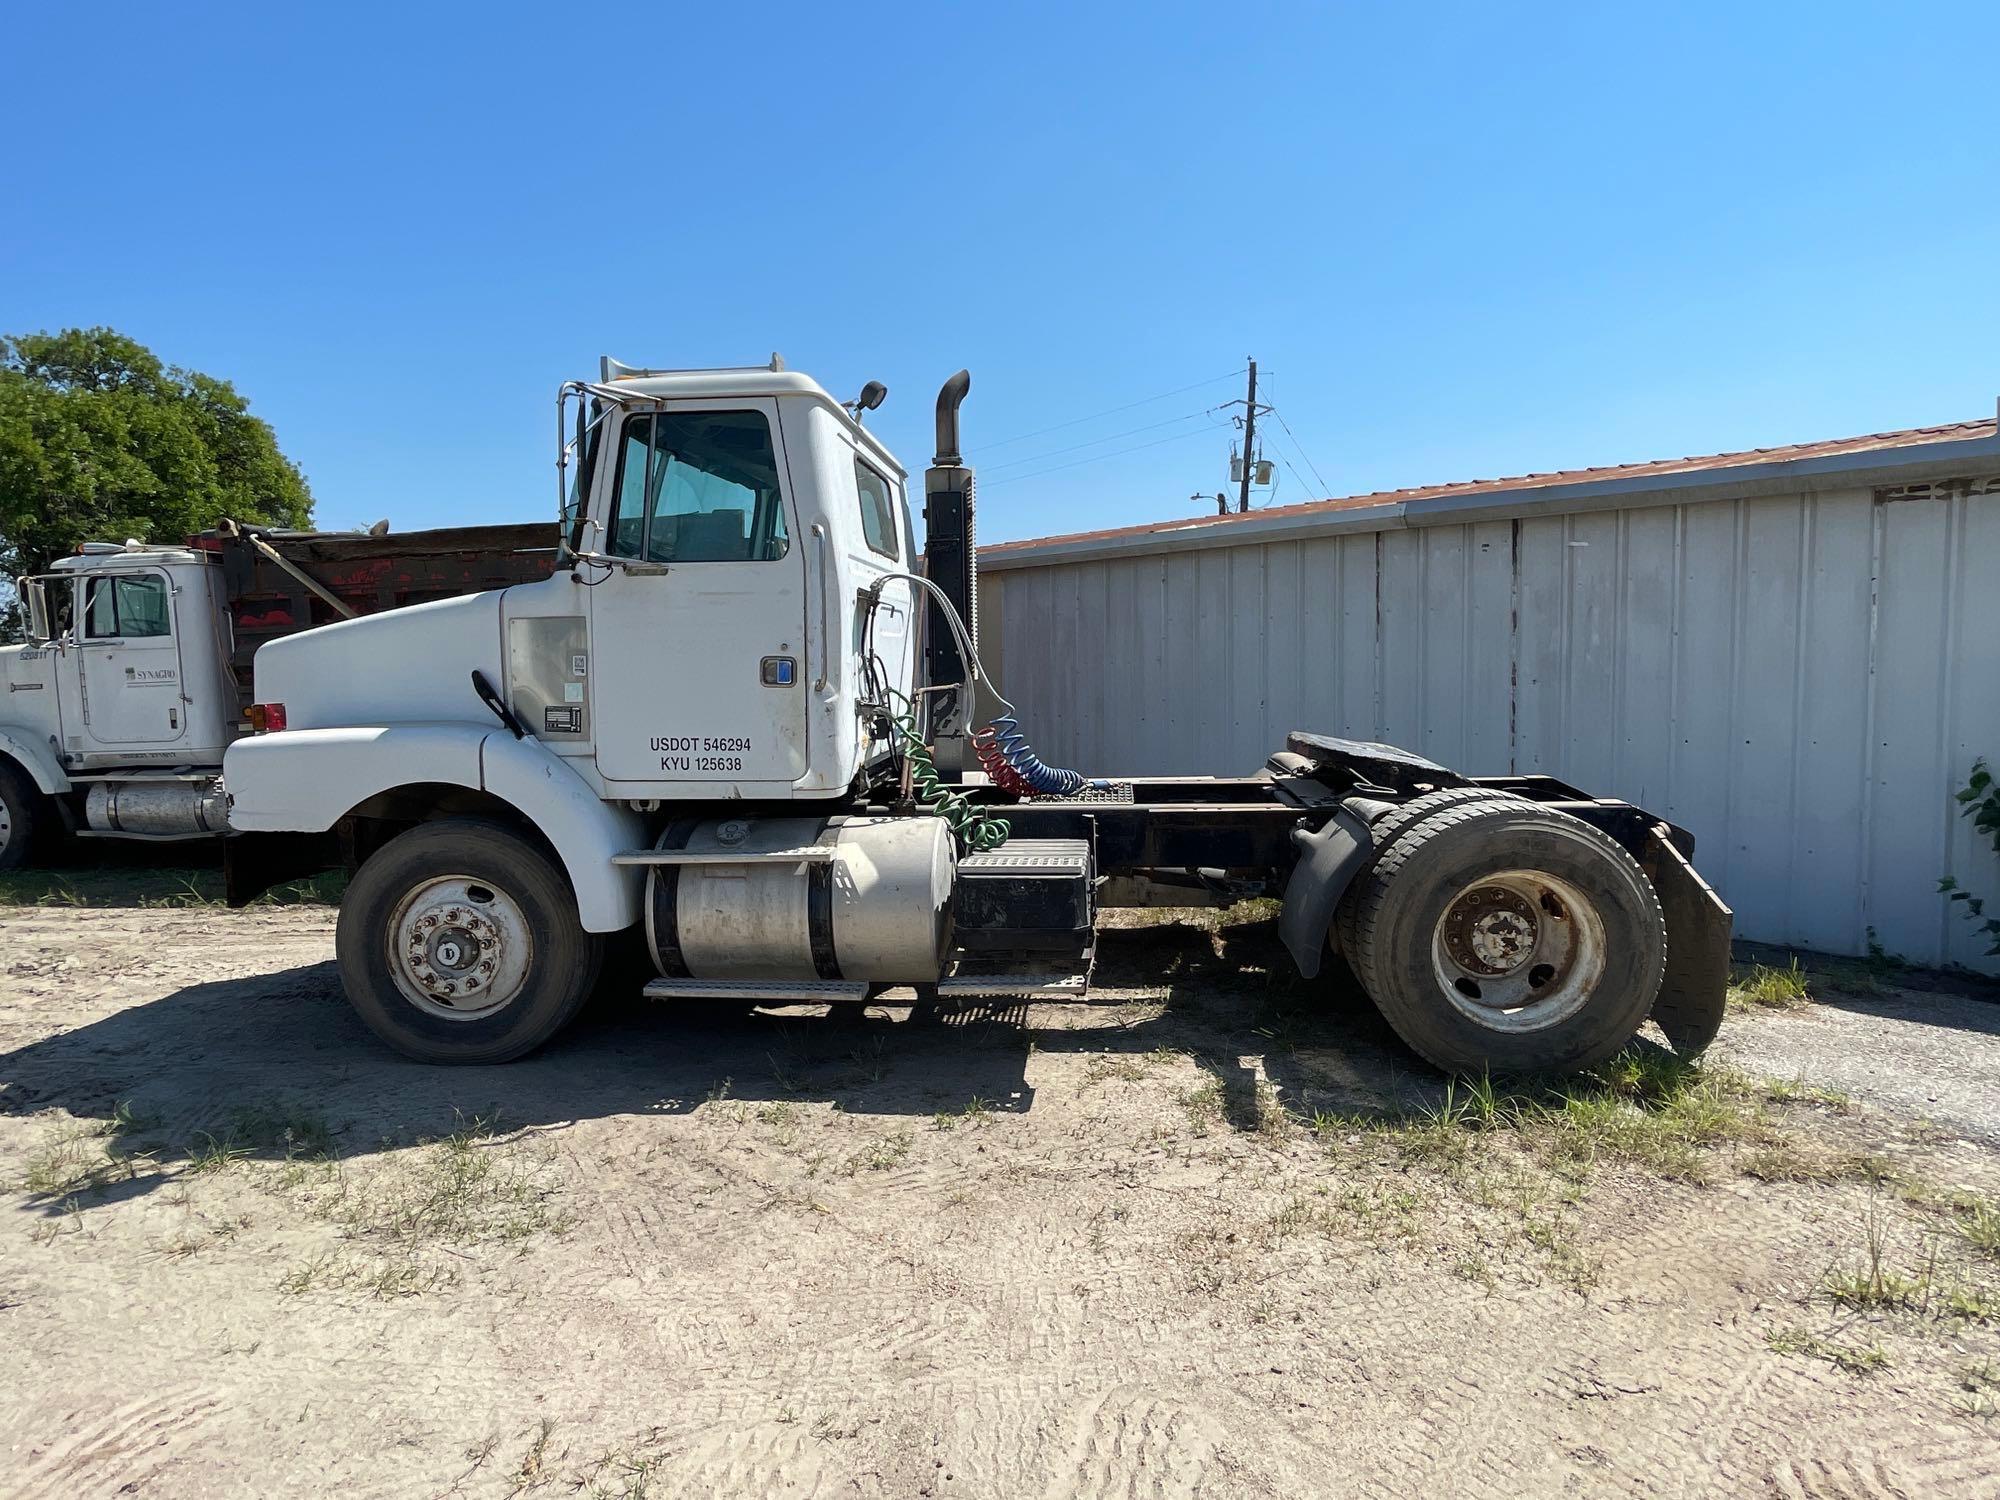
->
(335, 818), (605, 1064)
(0, 761), (40, 872)
(1332, 786), (1523, 959)
(1343, 799), (1665, 1076)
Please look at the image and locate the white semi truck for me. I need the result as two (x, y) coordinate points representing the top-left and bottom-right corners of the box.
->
(0, 523), (554, 868)
(220, 358), (1732, 1076)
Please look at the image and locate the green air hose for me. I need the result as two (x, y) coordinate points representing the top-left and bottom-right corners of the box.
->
(890, 708), (1010, 852)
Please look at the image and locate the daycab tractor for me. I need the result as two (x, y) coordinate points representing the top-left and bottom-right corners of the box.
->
(0, 523), (555, 870)
(221, 358), (1732, 1076)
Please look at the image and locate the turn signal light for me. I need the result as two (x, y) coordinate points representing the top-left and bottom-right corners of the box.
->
(245, 702), (288, 733)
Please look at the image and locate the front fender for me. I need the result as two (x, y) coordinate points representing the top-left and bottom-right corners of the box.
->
(478, 731), (643, 933)
(0, 728), (70, 795)
(224, 723), (643, 933)
(225, 724), (487, 832)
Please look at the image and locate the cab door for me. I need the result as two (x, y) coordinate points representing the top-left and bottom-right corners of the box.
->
(587, 399), (810, 787)
(76, 569), (188, 747)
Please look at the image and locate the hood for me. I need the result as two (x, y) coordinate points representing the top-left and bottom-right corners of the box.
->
(253, 590), (507, 731)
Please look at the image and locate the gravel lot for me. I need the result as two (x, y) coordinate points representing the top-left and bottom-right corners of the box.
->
(2, 876), (1998, 1498)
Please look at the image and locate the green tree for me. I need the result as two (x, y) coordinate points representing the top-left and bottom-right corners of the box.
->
(0, 327), (313, 590)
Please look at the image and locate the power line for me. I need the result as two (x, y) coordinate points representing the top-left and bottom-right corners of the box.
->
(981, 424), (1219, 488)
(970, 369), (1246, 454)
(1256, 369), (1333, 496)
(1270, 407), (1332, 495)
(984, 406), (1216, 474)
(1263, 452), (1315, 508)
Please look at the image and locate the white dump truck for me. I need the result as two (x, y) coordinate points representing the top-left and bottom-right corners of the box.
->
(0, 523), (555, 868)
(221, 358), (1732, 1075)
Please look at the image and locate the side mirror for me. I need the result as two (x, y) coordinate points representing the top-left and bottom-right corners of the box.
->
(20, 578), (48, 646)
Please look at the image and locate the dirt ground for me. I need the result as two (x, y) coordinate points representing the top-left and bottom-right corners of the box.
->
(2, 876), (1999, 1499)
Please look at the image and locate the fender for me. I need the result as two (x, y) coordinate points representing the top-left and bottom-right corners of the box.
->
(0, 729), (70, 795)
(1639, 826), (1732, 1056)
(477, 730), (644, 933)
(224, 723), (644, 933)
(1277, 802), (1374, 980)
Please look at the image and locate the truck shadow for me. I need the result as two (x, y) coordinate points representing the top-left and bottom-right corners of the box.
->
(0, 918), (1450, 1216)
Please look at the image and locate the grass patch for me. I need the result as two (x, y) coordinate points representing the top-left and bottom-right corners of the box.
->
(1821, 1194), (2000, 1324)
(273, 1117), (566, 1297)
(1177, 1080), (1226, 1135)
(1761, 1076), (1850, 1110)
(20, 1103), (160, 1200)
(842, 1130), (912, 1175)
(1956, 1194), (2000, 1259)
(932, 1096), (995, 1133)
(1768, 1325), (1890, 1374)
(0, 867), (344, 909)
(1729, 956), (1812, 1010)
(1314, 1049), (1900, 1197)
(359, 1115), (565, 1245)
(1362, 1055), (1774, 1185)
(277, 1250), (458, 1298)
(187, 1102), (335, 1174)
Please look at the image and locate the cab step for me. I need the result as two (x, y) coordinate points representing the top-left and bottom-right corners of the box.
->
(641, 977), (869, 1003)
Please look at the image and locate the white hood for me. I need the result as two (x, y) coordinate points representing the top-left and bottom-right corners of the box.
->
(253, 590), (506, 731)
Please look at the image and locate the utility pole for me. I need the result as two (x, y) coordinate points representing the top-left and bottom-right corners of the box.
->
(1237, 357), (1259, 513)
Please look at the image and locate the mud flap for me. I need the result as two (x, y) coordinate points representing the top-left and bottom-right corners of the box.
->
(1278, 804), (1374, 980)
(1639, 825), (1732, 1055)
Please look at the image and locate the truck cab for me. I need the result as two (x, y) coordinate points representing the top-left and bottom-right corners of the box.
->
(18, 547), (239, 765)
(0, 546), (239, 865)
(239, 360), (922, 806)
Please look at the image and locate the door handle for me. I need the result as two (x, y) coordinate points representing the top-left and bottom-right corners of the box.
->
(810, 523), (832, 692)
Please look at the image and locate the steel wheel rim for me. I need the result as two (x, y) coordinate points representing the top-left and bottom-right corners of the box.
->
(0, 801), (11, 854)
(1430, 868), (1606, 1033)
(385, 875), (533, 1021)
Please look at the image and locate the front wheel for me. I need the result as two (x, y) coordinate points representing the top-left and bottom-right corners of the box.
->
(335, 818), (605, 1063)
(0, 763), (42, 872)
(1342, 800), (1666, 1075)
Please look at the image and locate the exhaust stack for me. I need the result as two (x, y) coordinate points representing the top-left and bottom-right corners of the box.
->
(923, 371), (977, 772)
(933, 369), (971, 466)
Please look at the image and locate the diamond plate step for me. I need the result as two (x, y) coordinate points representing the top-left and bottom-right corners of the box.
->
(642, 978), (869, 1003)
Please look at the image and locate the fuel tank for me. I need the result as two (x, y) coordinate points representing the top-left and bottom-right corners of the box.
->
(646, 815), (955, 984)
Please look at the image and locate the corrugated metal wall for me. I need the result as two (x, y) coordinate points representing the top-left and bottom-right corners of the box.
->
(984, 483), (2000, 970)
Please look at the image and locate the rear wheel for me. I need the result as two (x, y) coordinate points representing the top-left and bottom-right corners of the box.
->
(1343, 799), (1665, 1075)
(1332, 786), (1524, 963)
(0, 763), (41, 872)
(335, 818), (604, 1063)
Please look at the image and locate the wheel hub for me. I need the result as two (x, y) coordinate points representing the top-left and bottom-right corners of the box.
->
(1441, 887), (1539, 974)
(1429, 869), (1608, 1033)
(386, 878), (532, 1020)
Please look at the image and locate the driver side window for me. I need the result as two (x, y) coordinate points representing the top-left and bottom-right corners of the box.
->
(83, 574), (172, 639)
(609, 410), (790, 563)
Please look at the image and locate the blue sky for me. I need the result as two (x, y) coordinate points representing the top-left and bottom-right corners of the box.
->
(7, 2), (1996, 542)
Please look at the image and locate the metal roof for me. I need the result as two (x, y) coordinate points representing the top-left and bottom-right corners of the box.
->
(982, 414), (2000, 569)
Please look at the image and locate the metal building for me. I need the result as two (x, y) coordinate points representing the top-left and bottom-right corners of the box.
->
(978, 415), (2000, 971)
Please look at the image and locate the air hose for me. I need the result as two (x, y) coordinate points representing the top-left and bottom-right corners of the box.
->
(971, 726), (1034, 794)
(890, 707), (1011, 852)
(976, 714), (1100, 797)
